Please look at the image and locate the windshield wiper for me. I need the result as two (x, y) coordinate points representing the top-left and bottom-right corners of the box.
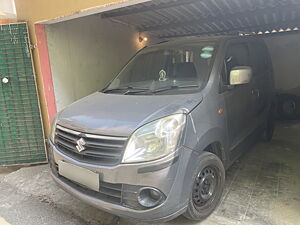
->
(123, 89), (150, 95)
(150, 84), (199, 93)
(102, 86), (149, 94)
(102, 84), (199, 95)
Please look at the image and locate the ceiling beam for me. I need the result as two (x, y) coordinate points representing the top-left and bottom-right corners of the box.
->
(101, 0), (201, 18)
(158, 19), (300, 39)
(139, 2), (300, 32)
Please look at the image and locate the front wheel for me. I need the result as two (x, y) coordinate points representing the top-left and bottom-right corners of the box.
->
(183, 152), (225, 221)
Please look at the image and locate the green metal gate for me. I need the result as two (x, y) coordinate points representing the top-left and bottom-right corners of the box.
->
(0, 22), (46, 165)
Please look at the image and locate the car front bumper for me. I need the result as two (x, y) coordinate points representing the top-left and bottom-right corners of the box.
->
(48, 140), (197, 222)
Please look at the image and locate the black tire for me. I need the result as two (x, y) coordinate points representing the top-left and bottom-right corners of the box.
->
(261, 116), (275, 142)
(261, 105), (276, 142)
(277, 94), (299, 120)
(183, 152), (225, 221)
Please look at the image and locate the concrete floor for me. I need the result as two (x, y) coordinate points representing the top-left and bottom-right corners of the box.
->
(0, 166), (22, 179)
(0, 121), (299, 225)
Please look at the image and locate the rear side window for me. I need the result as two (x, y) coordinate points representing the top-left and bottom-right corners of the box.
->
(249, 41), (269, 75)
(222, 43), (250, 84)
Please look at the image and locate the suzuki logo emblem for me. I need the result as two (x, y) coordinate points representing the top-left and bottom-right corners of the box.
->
(76, 138), (86, 152)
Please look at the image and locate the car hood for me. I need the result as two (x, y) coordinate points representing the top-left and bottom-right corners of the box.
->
(57, 92), (202, 137)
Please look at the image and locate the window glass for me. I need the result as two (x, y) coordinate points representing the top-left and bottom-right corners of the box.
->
(106, 43), (217, 94)
(250, 42), (268, 75)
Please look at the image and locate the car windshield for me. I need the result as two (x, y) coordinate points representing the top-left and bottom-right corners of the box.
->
(104, 42), (217, 94)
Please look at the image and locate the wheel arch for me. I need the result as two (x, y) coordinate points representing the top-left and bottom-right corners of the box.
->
(203, 142), (226, 165)
(184, 127), (229, 168)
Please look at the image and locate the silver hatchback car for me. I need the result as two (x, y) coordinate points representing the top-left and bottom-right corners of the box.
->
(48, 36), (275, 222)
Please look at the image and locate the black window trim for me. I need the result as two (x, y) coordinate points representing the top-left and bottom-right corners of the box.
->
(219, 40), (251, 93)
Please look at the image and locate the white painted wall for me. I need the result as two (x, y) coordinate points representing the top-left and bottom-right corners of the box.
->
(46, 15), (154, 111)
(264, 33), (300, 94)
(0, 0), (16, 15)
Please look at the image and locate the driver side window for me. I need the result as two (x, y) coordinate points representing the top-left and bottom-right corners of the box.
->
(221, 43), (250, 85)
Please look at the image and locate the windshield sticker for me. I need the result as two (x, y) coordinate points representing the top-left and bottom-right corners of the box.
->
(202, 46), (214, 52)
(201, 52), (213, 59)
(201, 46), (214, 59)
(159, 69), (167, 81)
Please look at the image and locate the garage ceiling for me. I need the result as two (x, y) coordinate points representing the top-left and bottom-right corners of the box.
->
(101, 0), (300, 39)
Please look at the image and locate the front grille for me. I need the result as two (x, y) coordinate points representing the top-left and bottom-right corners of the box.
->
(54, 125), (127, 165)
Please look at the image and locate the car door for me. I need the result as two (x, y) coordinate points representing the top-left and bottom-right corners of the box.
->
(220, 41), (256, 157)
(248, 40), (273, 127)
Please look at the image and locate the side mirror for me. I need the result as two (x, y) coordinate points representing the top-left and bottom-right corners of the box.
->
(229, 66), (252, 85)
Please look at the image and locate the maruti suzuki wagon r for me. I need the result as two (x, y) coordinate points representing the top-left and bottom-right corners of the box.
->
(48, 36), (275, 222)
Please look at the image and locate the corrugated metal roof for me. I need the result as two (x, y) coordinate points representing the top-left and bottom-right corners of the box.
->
(101, 0), (300, 39)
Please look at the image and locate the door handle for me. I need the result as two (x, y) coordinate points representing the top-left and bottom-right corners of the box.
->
(251, 89), (260, 97)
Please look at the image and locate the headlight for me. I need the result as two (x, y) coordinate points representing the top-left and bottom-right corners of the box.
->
(122, 114), (186, 163)
(49, 115), (58, 143)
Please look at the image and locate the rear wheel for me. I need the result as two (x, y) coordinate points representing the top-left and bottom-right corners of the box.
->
(183, 152), (225, 221)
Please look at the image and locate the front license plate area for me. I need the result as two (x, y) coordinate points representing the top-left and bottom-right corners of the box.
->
(58, 161), (99, 192)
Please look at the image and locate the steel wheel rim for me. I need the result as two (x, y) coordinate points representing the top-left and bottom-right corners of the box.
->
(192, 166), (218, 208)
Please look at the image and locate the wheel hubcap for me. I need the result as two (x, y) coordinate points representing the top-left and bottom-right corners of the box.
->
(192, 166), (218, 207)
